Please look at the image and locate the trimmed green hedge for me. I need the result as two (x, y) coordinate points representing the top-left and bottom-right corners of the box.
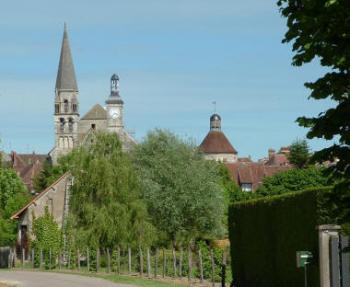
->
(228, 187), (333, 287)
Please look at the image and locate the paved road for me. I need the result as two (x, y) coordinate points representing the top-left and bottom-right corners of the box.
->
(0, 271), (139, 287)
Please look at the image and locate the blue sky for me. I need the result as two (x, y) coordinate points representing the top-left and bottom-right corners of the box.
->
(0, 0), (335, 160)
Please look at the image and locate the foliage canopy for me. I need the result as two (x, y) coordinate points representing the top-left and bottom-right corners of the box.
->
(288, 139), (310, 168)
(278, 0), (350, 221)
(256, 166), (330, 196)
(62, 132), (155, 249)
(0, 167), (28, 245)
(132, 129), (225, 244)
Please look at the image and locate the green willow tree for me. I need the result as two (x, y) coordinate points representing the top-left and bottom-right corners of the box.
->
(63, 132), (155, 249)
(278, 0), (350, 222)
(0, 167), (29, 245)
(132, 129), (225, 245)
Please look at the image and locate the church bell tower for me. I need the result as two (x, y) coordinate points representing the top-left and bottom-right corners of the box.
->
(105, 74), (124, 133)
(52, 24), (79, 162)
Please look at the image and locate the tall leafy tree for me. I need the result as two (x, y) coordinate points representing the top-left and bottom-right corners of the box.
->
(278, 0), (350, 221)
(63, 132), (155, 249)
(288, 139), (310, 168)
(256, 166), (331, 196)
(132, 129), (225, 244)
(0, 167), (29, 245)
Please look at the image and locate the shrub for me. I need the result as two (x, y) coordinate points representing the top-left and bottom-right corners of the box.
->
(32, 207), (61, 269)
(228, 187), (333, 287)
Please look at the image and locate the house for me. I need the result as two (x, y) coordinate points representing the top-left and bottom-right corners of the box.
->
(199, 113), (292, 191)
(10, 173), (72, 252)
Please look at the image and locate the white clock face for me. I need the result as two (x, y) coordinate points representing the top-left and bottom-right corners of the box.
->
(109, 108), (119, 119)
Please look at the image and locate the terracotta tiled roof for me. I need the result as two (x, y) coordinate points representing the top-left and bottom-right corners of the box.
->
(199, 131), (237, 154)
(225, 162), (291, 191)
(10, 152), (47, 191)
(11, 172), (70, 220)
(238, 157), (252, 163)
(266, 153), (290, 166)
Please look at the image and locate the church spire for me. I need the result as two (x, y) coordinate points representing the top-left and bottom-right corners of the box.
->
(55, 23), (78, 92)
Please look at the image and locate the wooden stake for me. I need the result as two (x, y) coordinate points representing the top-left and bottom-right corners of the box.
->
(179, 248), (183, 278)
(32, 249), (35, 269)
(198, 248), (204, 283)
(210, 248), (215, 287)
(117, 247), (120, 275)
(49, 248), (52, 270)
(188, 245), (192, 285)
(77, 249), (80, 271)
(147, 248), (151, 278)
(96, 248), (100, 273)
(40, 249), (43, 269)
(68, 249), (71, 269)
(86, 248), (90, 272)
(154, 248), (158, 278)
(139, 246), (143, 276)
(162, 248), (166, 278)
(107, 248), (111, 273)
(172, 248), (177, 278)
(22, 248), (25, 269)
(58, 250), (62, 270)
(128, 247), (131, 274)
(221, 250), (227, 287)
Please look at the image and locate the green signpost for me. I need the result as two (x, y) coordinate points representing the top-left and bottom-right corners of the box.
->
(296, 251), (313, 287)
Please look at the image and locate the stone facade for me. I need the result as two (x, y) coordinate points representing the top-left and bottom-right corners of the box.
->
(11, 173), (72, 250)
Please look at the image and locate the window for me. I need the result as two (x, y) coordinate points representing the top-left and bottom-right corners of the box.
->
(72, 104), (77, 112)
(68, 118), (74, 132)
(241, 183), (253, 192)
(55, 104), (60, 114)
(59, 118), (65, 132)
(91, 123), (96, 130)
(64, 100), (69, 113)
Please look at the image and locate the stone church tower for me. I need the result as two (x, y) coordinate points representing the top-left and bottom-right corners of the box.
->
(49, 24), (136, 164)
(50, 24), (79, 163)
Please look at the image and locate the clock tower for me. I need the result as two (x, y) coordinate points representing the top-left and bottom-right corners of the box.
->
(105, 74), (124, 133)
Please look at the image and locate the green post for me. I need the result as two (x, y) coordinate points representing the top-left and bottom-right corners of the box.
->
(296, 251), (313, 287)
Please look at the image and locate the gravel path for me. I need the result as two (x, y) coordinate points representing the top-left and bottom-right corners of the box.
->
(0, 271), (139, 287)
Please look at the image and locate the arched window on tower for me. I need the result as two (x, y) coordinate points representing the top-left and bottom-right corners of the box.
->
(55, 104), (60, 114)
(59, 118), (65, 132)
(64, 100), (69, 113)
(72, 104), (77, 113)
(68, 118), (74, 132)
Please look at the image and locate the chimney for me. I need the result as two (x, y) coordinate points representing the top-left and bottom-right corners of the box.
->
(268, 148), (275, 160)
(279, 146), (290, 155)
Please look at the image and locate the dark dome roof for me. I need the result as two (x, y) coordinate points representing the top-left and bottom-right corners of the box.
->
(111, 74), (119, 81)
(210, 114), (221, 121)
